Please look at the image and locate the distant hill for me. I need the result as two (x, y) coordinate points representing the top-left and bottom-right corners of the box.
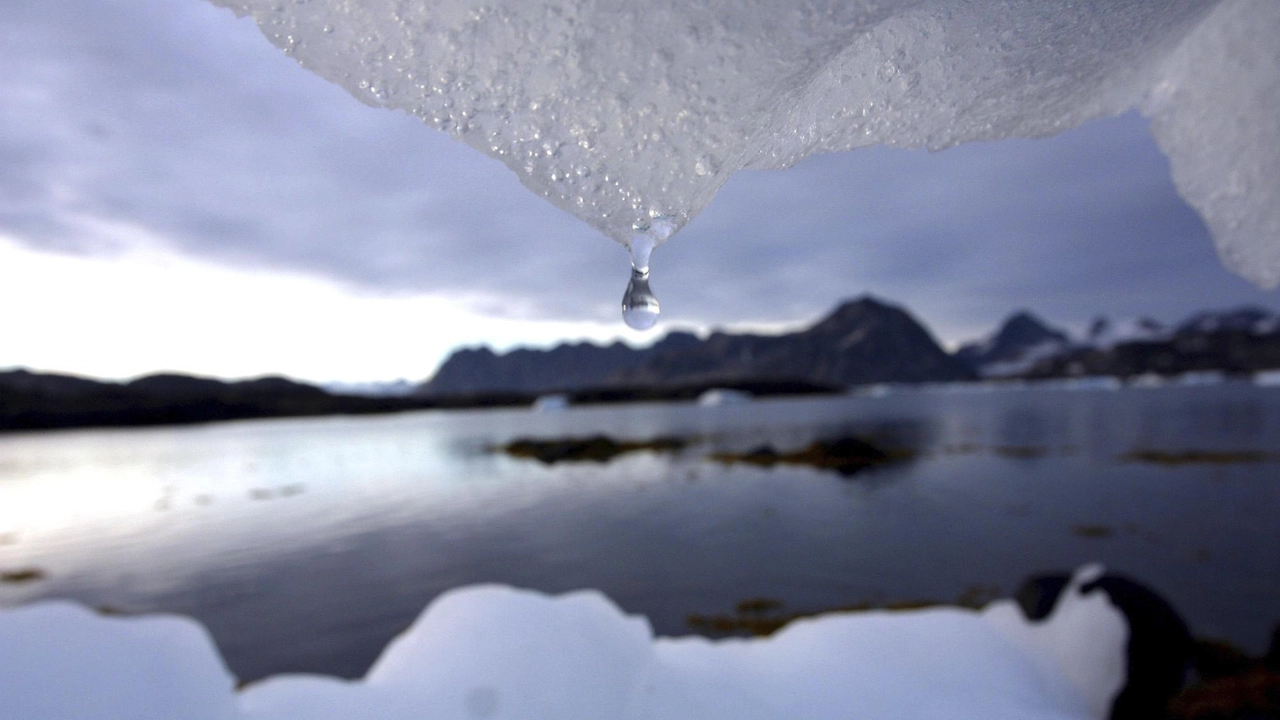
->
(421, 300), (1280, 398)
(420, 332), (700, 397)
(954, 311), (1071, 378)
(421, 296), (974, 397)
(953, 306), (1280, 380)
(1021, 307), (1280, 379)
(7, 300), (1280, 434)
(613, 297), (973, 388)
(0, 370), (438, 432)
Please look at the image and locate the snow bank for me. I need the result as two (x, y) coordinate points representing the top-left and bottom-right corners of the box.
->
(0, 603), (239, 720)
(1, 567), (1126, 720)
(207, 0), (1279, 285)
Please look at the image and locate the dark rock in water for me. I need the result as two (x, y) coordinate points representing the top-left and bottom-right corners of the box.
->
(500, 436), (685, 464)
(1014, 571), (1193, 720)
(711, 436), (903, 477)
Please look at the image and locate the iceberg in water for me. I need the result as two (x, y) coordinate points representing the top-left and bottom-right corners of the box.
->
(207, 0), (1279, 285)
(1, 567), (1129, 720)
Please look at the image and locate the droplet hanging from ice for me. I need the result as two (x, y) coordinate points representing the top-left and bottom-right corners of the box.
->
(620, 219), (672, 330)
(621, 265), (659, 330)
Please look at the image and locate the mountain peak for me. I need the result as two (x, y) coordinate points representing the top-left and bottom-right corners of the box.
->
(1176, 306), (1276, 335)
(956, 310), (1070, 375)
(807, 295), (902, 334)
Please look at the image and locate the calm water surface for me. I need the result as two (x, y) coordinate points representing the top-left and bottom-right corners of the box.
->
(1, 383), (1277, 681)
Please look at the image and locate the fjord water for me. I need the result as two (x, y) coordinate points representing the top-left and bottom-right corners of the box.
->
(1, 384), (1276, 682)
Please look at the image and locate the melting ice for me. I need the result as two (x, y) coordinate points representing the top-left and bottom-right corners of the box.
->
(210, 0), (1280, 292)
(620, 221), (667, 330)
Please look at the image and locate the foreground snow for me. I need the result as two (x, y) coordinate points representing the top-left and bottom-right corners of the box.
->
(1, 567), (1125, 720)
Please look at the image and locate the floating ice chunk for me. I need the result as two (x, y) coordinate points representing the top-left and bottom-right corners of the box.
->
(1255, 369), (1280, 386)
(208, 0), (1279, 285)
(696, 388), (752, 407)
(531, 393), (570, 411)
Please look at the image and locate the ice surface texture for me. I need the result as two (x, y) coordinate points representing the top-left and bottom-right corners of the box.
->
(206, 0), (1278, 285)
(1, 568), (1124, 719)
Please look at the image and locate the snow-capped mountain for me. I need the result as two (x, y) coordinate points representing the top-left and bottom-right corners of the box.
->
(956, 306), (1280, 380)
(1083, 316), (1168, 350)
(1175, 307), (1279, 336)
(954, 312), (1072, 378)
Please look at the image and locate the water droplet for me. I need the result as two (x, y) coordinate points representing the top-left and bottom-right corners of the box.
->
(622, 266), (659, 331)
(620, 220), (675, 330)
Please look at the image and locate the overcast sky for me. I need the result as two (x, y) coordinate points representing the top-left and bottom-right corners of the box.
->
(2, 0), (1277, 383)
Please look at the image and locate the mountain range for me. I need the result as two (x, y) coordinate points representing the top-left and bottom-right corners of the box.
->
(421, 296), (1280, 397)
(5, 296), (1280, 432)
(421, 297), (975, 397)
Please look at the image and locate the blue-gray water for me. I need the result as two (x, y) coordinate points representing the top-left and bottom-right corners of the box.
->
(1, 383), (1277, 682)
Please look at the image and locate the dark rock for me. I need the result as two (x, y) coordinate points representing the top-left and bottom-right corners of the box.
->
(1014, 573), (1072, 621)
(711, 436), (904, 477)
(499, 436), (686, 464)
(1015, 571), (1194, 720)
(1080, 574), (1193, 720)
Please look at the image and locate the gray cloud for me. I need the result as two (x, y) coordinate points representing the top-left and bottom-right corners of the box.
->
(2, 0), (1276, 347)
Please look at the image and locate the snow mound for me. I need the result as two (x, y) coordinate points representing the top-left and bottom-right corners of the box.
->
(1, 568), (1125, 720)
(207, 0), (1279, 285)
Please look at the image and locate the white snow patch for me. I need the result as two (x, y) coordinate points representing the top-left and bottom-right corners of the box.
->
(1, 570), (1128, 720)
(531, 393), (571, 411)
(1086, 318), (1170, 350)
(1255, 369), (1280, 386)
(208, 0), (1280, 285)
(981, 339), (1073, 378)
(0, 602), (239, 720)
(697, 388), (752, 407)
